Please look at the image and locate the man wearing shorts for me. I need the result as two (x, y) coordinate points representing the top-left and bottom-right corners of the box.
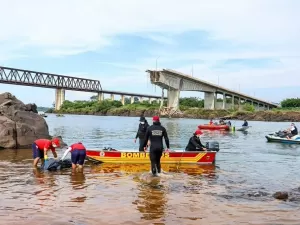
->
(32, 138), (60, 167)
(61, 142), (86, 172)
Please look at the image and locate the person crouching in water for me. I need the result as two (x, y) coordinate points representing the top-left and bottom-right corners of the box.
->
(143, 116), (170, 176)
(134, 116), (149, 151)
(32, 138), (60, 167)
(185, 130), (207, 151)
(60, 142), (87, 172)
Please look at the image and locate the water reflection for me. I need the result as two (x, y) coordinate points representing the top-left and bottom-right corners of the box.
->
(135, 178), (167, 221)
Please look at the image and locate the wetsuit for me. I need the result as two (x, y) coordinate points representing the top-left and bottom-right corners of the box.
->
(135, 121), (149, 151)
(143, 121), (170, 175)
(185, 135), (206, 151)
(242, 121), (248, 126)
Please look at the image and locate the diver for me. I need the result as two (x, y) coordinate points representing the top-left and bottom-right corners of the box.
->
(143, 116), (170, 176)
(32, 138), (60, 167)
(60, 142), (87, 172)
(286, 123), (298, 139)
(185, 129), (207, 151)
(242, 120), (248, 126)
(134, 116), (149, 151)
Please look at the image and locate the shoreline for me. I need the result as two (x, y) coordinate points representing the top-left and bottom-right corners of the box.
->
(48, 108), (300, 122)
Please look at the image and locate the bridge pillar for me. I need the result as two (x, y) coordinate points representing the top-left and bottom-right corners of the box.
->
(97, 92), (103, 102)
(149, 98), (152, 104)
(121, 95), (125, 105)
(222, 93), (226, 109)
(110, 94), (114, 101)
(204, 92), (216, 110)
(130, 96), (134, 104)
(167, 89), (180, 110)
(55, 88), (65, 111)
(231, 95), (235, 109)
(140, 97), (144, 103)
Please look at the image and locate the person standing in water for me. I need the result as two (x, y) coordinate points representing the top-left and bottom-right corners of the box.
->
(32, 138), (60, 167)
(134, 116), (149, 151)
(60, 142), (87, 172)
(143, 116), (170, 176)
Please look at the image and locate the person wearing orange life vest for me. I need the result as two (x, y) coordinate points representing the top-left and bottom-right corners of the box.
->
(32, 138), (60, 167)
(60, 142), (87, 171)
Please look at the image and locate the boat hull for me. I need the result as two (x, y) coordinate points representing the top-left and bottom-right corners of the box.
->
(265, 134), (300, 144)
(86, 150), (217, 164)
(236, 126), (250, 131)
(198, 124), (230, 130)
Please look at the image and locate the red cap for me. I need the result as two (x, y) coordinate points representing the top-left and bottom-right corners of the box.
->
(153, 116), (160, 121)
(52, 138), (60, 147)
(194, 130), (203, 135)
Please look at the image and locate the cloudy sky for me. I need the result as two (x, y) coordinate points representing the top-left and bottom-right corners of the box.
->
(0, 0), (299, 107)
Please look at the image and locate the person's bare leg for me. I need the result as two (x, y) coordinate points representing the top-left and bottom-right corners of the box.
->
(72, 163), (77, 172)
(77, 164), (84, 172)
(33, 157), (40, 167)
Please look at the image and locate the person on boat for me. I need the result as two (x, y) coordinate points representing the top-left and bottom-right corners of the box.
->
(143, 116), (170, 176)
(285, 123), (298, 139)
(242, 120), (248, 127)
(219, 119), (226, 125)
(134, 116), (149, 151)
(32, 138), (60, 167)
(227, 121), (232, 126)
(209, 119), (213, 125)
(185, 130), (207, 151)
(60, 142), (87, 172)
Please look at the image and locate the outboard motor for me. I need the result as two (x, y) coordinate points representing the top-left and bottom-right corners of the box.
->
(206, 141), (220, 152)
(43, 158), (72, 171)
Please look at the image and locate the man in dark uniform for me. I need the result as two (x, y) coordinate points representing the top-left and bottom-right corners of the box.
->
(143, 116), (170, 176)
(134, 116), (149, 151)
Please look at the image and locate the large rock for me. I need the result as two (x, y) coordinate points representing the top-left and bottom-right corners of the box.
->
(0, 92), (50, 149)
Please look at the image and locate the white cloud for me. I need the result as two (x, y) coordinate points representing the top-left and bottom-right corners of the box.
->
(0, 0), (299, 55)
(0, 0), (299, 102)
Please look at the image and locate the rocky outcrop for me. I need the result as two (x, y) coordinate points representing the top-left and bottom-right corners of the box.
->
(0, 92), (50, 149)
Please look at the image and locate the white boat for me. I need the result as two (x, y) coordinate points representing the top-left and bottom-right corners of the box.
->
(236, 126), (250, 131)
(265, 131), (300, 144)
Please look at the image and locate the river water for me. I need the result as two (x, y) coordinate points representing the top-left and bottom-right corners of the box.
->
(0, 114), (300, 225)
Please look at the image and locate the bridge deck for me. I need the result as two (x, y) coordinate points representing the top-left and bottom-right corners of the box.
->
(147, 69), (278, 107)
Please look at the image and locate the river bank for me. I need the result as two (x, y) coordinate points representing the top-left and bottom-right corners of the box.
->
(50, 107), (300, 122)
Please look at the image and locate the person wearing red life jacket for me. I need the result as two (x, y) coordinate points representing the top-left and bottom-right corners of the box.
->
(60, 142), (86, 171)
(32, 138), (60, 167)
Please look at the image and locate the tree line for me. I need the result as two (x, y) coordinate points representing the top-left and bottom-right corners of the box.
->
(280, 98), (300, 108)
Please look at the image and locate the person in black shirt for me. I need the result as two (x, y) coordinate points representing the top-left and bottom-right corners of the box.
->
(143, 116), (170, 176)
(185, 129), (207, 151)
(286, 123), (298, 139)
(134, 116), (149, 151)
(242, 120), (248, 126)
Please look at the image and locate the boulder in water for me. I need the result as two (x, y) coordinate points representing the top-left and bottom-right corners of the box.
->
(273, 191), (289, 200)
(0, 92), (51, 149)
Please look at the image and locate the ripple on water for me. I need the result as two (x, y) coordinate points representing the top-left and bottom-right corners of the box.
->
(0, 115), (300, 224)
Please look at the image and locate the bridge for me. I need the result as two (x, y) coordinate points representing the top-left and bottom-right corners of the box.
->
(146, 69), (278, 115)
(0, 66), (165, 110)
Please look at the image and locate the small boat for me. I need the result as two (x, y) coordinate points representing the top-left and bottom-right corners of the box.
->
(56, 114), (65, 117)
(198, 124), (230, 131)
(38, 112), (48, 117)
(236, 126), (250, 131)
(86, 142), (220, 165)
(265, 131), (300, 144)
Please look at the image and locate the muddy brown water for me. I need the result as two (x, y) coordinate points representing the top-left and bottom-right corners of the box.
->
(0, 115), (300, 225)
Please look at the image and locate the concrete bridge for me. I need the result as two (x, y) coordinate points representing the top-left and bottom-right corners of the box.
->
(146, 69), (278, 114)
(0, 66), (165, 110)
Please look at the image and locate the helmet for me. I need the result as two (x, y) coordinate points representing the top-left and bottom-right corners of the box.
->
(52, 138), (60, 147)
